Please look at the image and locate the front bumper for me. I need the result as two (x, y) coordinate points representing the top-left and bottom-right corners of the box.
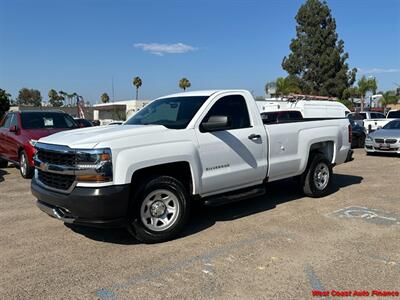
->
(31, 178), (130, 228)
(364, 141), (400, 154)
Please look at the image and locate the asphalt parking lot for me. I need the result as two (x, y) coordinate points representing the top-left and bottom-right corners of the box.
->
(0, 149), (399, 299)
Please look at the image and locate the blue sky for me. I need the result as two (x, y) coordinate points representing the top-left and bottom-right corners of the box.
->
(1, 0), (399, 103)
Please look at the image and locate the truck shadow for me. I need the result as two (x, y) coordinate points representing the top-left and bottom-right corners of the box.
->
(0, 169), (9, 183)
(66, 173), (362, 244)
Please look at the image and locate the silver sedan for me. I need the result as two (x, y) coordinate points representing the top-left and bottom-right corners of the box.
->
(365, 119), (400, 154)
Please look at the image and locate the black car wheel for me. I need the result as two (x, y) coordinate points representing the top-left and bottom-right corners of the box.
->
(19, 150), (34, 179)
(128, 176), (190, 243)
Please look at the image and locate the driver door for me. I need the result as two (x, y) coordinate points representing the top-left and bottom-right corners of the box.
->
(195, 93), (266, 196)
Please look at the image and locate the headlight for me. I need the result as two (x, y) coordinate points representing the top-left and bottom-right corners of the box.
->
(29, 139), (38, 147)
(75, 148), (113, 182)
(365, 135), (372, 141)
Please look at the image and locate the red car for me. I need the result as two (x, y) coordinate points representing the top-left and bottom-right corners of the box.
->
(0, 110), (78, 178)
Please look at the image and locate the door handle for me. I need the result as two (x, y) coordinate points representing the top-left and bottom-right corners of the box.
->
(248, 134), (261, 140)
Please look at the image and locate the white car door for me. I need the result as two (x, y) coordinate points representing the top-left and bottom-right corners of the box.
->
(195, 93), (266, 196)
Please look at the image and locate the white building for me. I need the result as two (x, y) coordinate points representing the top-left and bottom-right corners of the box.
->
(93, 99), (151, 122)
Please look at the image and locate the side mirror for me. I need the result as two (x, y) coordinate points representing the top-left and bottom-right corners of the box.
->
(201, 115), (230, 132)
(9, 125), (18, 133)
(377, 126), (382, 130)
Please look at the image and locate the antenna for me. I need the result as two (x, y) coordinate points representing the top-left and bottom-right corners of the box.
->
(112, 76), (115, 102)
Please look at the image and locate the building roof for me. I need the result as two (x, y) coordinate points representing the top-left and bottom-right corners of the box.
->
(93, 99), (150, 107)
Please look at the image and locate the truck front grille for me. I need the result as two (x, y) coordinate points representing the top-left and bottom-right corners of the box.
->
(37, 149), (75, 166)
(38, 170), (75, 191)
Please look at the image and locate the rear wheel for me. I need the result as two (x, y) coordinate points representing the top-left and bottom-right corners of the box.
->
(301, 153), (332, 198)
(127, 176), (190, 243)
(19, 150), (34, 179)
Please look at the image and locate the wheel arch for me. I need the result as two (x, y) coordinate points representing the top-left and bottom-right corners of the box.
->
(130, 161), (194, 195)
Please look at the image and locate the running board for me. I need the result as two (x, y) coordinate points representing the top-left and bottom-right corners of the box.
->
(204, 185), (266, 207)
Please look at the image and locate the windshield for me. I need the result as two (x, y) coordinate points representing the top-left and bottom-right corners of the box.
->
(387, 110), (400, 118)
(125, 96), (209, 129)
(21, 112), (78, 129)
(383, 120), (400, 130)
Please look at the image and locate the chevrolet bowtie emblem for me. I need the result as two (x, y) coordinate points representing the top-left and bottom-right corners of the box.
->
(39, 162), (48, 172)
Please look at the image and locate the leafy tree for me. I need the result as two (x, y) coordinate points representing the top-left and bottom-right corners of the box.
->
(17, 88), (42, 106)
(179, 78), (191, 91)
(133, 76), (142, 100)
(337, 99), (352, 109)
(380, 91), (398, 109)
(101, 93), (110, 103)
(275, 76), (301, 97)
(357, 76), (377, 110)
(48, 89), (63, 107)
(0, 89), (11, 119)
(282, 0), (356, 98)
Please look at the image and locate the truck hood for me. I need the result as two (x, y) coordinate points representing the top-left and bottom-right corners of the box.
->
(38, 125), (168, 148)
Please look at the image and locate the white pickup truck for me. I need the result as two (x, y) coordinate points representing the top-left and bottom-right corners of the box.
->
(31, 90), (353, 243)
(363, 110), (400, 133)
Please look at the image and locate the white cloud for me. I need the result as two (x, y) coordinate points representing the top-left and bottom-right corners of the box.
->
(134, 42), (197, 56)
(357, 67), (400, 74)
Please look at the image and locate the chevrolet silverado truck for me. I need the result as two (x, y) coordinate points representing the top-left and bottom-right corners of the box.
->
(31, 90), (353, 243)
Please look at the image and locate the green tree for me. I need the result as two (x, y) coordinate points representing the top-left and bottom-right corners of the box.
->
(275, 76), (301, 97)
(0, 89), (11, 119)
(17, 88), (42, 106)
(357, 76), (377, 110)
(282, 0), (356, 98)
(101, 93), (110, 103)
(48, 89), (63, 107)
(380, 91), (398, 109)
(179, 78), (191, 91)
(133, 76), (142, 100)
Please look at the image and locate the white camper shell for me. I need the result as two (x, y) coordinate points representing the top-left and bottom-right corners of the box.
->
(256, 97), (350, 118)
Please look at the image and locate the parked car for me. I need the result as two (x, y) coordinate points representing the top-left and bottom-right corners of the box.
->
(0, 110), (78, 178)
(31, 90), (352, 243)
(363, 109), (400, 133)
(347, 115), (366, 148)
(74, 118), (93, 128)
(365, 119), (400, 155)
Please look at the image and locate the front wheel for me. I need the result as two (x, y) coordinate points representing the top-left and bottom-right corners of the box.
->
(301, 154), (332, 198)
(128, 176), (190, 243)
(19, 150), (34, 179)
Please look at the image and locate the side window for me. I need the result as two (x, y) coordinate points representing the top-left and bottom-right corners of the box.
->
(288, 111), (302, 120)
(10, 114), (18, 128)
(359, 113), (366, 119)
(203, 95), (250, 130)
(261, 112), (278, 124)
(1, 114), (12, 128)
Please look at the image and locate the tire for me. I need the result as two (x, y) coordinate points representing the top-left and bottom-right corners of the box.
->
(127, 176), (190, 243)
(301, 153), (332, 198)
(0, 159), (8, 168)
(19, 150), (34, 179)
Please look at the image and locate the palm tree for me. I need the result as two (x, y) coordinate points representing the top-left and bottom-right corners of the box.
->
(275, 77), (300, 97)
(380, 91), (398, 110)
(179, 78), (191, 91)
(133, 76), (142, 100)
(101, 93), (110, 103)
(71, 92), (78, 106)
(357, 76), (377, 110)
(58, 90), (67, 106)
